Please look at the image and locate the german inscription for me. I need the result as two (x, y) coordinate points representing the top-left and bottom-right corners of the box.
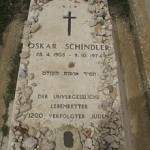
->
(8, 0), (125, 149)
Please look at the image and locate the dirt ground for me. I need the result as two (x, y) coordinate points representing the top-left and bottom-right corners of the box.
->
(130, 0), (150, 109)
(112, 15), (150, 150)
(0, 19), (23, 129)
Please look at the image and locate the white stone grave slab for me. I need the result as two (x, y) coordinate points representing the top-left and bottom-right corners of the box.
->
(8, 0), (125, 149)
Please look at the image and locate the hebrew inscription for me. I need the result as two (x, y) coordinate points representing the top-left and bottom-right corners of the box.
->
(8, 0), (125, 150)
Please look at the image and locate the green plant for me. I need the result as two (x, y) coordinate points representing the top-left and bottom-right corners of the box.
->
(2, 112), (9, 123)
(0, 0), (30, 43)
(2, 43), (22, 136)
(4, 43), (22, 108)
(1, 124), (9, 136)
(108, 0), (130, 19)
(98, 20), (105, 26)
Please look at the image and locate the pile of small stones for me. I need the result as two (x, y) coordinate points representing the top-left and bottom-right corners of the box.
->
(23, 0), (52, 44)
(88, 0), (120, 113)
(88, 0), (113, 44)
(84, 0), (125, 149)
(98, 50), (120, 112)
(79, 109), (124, 150)
(9, 122), (56, 150)
(9, 0), (55, 150)
(14, 0), (53, 122)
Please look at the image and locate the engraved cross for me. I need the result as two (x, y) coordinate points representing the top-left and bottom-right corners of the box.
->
(63, 11), (76, 36)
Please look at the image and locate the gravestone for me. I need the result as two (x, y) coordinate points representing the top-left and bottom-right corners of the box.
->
(8, 0), (125, 149)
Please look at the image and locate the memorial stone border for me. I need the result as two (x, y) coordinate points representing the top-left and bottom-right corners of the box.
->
(8, 0), (125, 149)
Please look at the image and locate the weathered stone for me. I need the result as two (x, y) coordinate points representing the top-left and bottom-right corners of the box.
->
(110, 142), (119, 148)
(112, 78), (118, 85)
(107, 145), (113, 150)
(22, 48), (30, 53)
(88, 5), (96, 13)
(106, 65), (113, 72)
(111, 70), (117, 77)
(20, 99), (26, 105)
(32, 10), (40, 19)
(101, 74), (106, 80)
(21, 123), (29, 130)
(103, 88), (109, 95)
(22, 137), (38, 150)
(40, 127), (49, 134)
(15, 131), (21, 136)
(35, 121), (40, 129)
(20, 78), (28, 86)
(31, 82), (37, 87)
(101, 128), (110, 134)
(103, 0), (108, 6)
(105, 15), (110, 21)
(20, 52), (30, 59)
(99, 120), (107, 128)
(111, 62), (117, 69)
(99, 142), (107, 149)
(16, 115), (26, 122)
(38, 5), (43, 11)
(104, 135), (115, 144)
(108, 24), (112, 31)
(26, 99), (33, 105)
(28, 73), (34, 80)
(21, 59), (29, 65)
(81, 133), (86, 141)
(36, 131), (41, 138)
(15, 144), (21, 150)
(98, 2), (105, 9)
(18, 136), (23, 142)
(13, 121), (20, 127)
(30, 23), (40, 33)
(109, 122), (117, 129)
(107, 85), (114, 93)
(112, 99), (120, 112)
(26, 33), (32, 39)
(110, 88), (117, 101)
(106, 30), (112, 36)
(98, 9), (106, 18)
(97, 16), (104, 22)
(85, 138), (93, 148)
(25, 21), (32, 27)
(101, 100), (109, 110)
(39, 2), (44, 6)
(23, 86), (33, 100)
(41, 141), (56, 150)
(31, 3), (43, 11)
(20, 64), (27, 71)
(110, 129), (116, 135)
(46, 141), (56, 150)
(98, 28), (106, 35)
(24, 38), (30, 47)
(42, 137), (49, 145)
(20, 104), (31, 113)
(14, 113), (22, 121)
(89, 19), (97, 27)
(24, 27), (31, 35)
(19, 69), (27, 78)
(94, 23), (102, 33)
